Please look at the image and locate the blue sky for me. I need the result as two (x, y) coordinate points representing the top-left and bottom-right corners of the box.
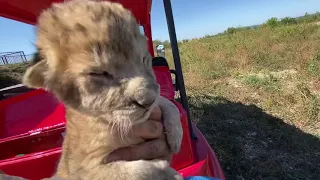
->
(1, 0), (320, 55)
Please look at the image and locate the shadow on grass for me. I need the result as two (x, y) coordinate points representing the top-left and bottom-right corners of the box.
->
(185, 94), (320, 180)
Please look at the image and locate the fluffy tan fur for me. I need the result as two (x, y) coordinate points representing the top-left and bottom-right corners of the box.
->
(21, 0), (183, 180)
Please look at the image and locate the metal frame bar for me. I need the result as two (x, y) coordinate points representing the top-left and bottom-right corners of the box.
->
(0, 84), (32, 100)
(163, 0), (196, 140)
(21, 51), (28, 62)
(0, 51), (24, 56)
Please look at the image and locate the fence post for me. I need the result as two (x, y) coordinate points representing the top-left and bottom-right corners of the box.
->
(1, 56), (5, 65)
(3, 55), (8, 64)
(21, 51), (27, 62)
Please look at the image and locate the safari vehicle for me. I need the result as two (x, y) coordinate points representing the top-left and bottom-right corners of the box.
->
(0, 0), (226, 179)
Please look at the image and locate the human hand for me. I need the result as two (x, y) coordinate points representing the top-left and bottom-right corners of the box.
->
(104, 106), (171, 163)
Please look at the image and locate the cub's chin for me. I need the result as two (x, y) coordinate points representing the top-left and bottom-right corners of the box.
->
(112, 107), (155, 126)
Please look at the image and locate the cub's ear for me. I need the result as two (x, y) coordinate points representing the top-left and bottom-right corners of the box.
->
(23, 57), (48, 89)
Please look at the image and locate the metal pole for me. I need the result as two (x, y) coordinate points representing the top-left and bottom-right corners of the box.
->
(163, 0), (196, 140)
(4, 55), (8, 64)
(1, 56), (5, 65)
(21, 51), (27, 62)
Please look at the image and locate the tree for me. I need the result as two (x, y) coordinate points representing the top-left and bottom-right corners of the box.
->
(225, 27), (237, 34)
(280, 17), (297, 25)
(153, 39), (162, 46)
(266, 17), (279, 28)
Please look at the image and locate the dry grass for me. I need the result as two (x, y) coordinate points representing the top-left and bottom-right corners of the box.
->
(167, 23), (320, 136)
(166, 22), (320, 179)
(0, 62), (30, 89)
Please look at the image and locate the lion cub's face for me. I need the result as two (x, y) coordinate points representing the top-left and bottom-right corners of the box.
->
(23, 0), (160, 126)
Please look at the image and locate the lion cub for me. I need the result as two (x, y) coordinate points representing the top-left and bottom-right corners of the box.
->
(22, 0), (183, 180)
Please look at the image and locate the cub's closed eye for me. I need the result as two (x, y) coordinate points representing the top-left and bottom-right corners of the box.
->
(89, 71), (113, 79)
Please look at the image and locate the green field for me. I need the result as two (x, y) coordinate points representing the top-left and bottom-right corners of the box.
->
(1, 13), (320, 180)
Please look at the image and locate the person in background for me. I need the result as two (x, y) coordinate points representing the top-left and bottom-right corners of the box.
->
(156, 44), (165, 57)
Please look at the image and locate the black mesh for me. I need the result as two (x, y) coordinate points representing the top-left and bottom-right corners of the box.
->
(0, 51), (29, 65)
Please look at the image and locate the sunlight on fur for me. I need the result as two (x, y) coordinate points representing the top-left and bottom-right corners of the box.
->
(20, 0), (183, 180)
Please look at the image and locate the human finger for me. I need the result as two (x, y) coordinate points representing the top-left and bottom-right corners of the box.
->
(131, 120), (163, 139)
(149, 106), (161, 121)
(104, 138), (169, 163)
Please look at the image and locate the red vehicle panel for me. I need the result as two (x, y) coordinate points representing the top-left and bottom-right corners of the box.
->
(0, 90), (65, 143)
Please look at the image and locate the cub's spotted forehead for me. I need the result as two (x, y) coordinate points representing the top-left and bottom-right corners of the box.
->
(36, 0), (143, 62)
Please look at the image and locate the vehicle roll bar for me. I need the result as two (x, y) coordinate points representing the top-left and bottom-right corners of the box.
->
(163, 0), (196, 140)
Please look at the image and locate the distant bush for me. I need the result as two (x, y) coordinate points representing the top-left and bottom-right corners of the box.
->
(297, 12), (320, 23)
(225, 27), (237, 34)
(153, 39), (171, 50)
(0, 63), (29, 89)
(266, 17), (279, 28)
(182, 39), (189, 43)
(197, 12), (320, 38)
(224, 26), (252, 35)
(280, 17), (297, 25)
(153, 39), (162, 46)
